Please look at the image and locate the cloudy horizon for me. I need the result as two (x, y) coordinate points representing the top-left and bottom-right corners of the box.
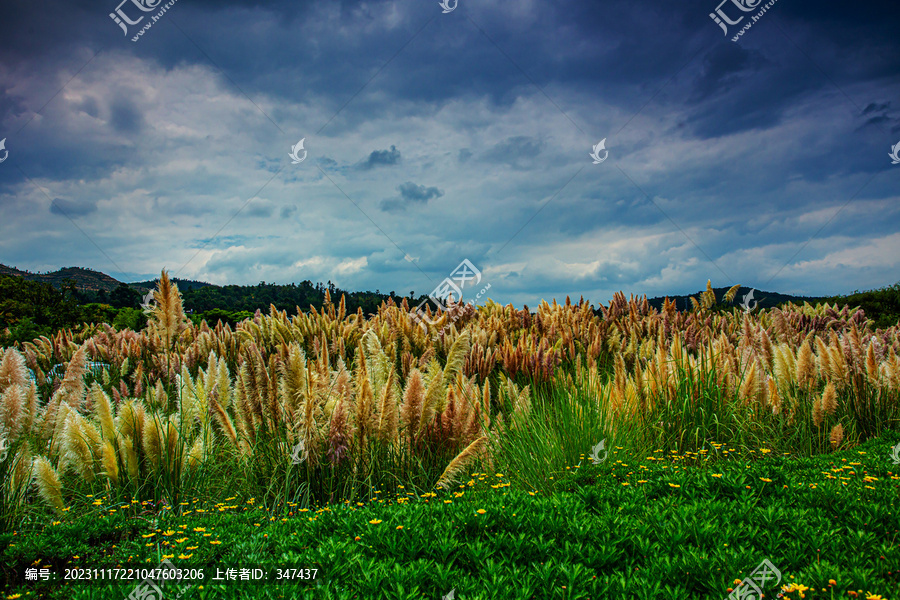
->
(1, 0), (898, 307)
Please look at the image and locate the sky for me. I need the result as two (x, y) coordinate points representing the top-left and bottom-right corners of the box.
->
(0, 0), (898, 308)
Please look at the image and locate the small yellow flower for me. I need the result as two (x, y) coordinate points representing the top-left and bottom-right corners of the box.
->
(368, 519), (382, 525)
(193, 527), (205, 532)
(186, 546), (198, 550)
(668, 483), (681, 488)
(162, 554), (174, 560)
(209, 540), (221, 545)
(177, 553), (192, 560)
(396, 526), (404, 530)
(354, 536), (361, 541)
(175, 537), (188, 543)
(162, 530), (175, 536)
(476, 509), (486, 514)
(760, 477), (772, 483)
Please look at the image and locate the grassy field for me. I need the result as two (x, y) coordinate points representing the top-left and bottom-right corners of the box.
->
(1, 274), (899, 599)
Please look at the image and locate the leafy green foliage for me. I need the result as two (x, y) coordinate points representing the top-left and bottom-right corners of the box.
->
(3, 434), (899, 599)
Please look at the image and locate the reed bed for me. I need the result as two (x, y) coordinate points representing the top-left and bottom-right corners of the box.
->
(1, 274), (898, 527)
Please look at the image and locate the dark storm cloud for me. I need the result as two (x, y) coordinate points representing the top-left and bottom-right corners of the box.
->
(50, 198), (97, 217)
(359, 145), (401, 170)
(482, 136), (544, 170)
(0, 0), (898, 305)
(380, 181), (443, 212)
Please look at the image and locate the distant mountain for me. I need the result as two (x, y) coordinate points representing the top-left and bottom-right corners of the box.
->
(0, 264), (217, 293)
(645, 286), (826, 313)
(0, 264), (832, 311)
(129, 278), (218, 292)
(0, 264), (124, 292)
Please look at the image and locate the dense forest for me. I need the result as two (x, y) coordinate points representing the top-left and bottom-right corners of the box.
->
(0, 275), (422, 345)
(1, 273), (898, 347)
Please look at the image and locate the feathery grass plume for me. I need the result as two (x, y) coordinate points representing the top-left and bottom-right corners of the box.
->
(116, 400), (145, 449)
(91, 384), (116, 442)
(65, 412), (101, 482)
(178, 365), (198, 429)
(186, 434), (205, 473)
(812, 397), (824, 428)
(773, 345), (794, 390)
(163, 416), (180, 472)
(816, 337), (831, 379)
(739, 360), (759, 406)
(689, 296), (701, 311)
(375, 370), (399, 444)
(278, 345), (308, 425)
(441, 331), (471, 389)
(829, 423), (844, 449)
(419, 370), (447, 440)
(796, 334), (816, 391)
(701, 280), (716, 309)
(100, 439), (119, 485)
(142, 412), (163, 471)
(145, 270), (190, 352)
(209, 394), (237, 447)
(21, 383), (37, 438)
(354, 375), (374, 447)
(118, 436), (139, 482)
(153, 380), (169, 413)
(767, 376), (782, 415)
(827, 345), (849, 389)
(848, 323), (863, 367)
(435, 435), (487, 490)
(773, 310), (790, 344)
(724, 283), (741, 304)
(400, 370), (425, 439)
(822, 381), (838, 415)
(57, 348), (88, 410)
(0, 348), (29, 392)
(0, 385), (24, 440)
(759, 328), (774, 370)
(326, 384), (351, 466)
(34, 456), (65, 515)
(866, 340), (879, 384)
(886, 347), (900, 391)
(47, 402), (71, 460)
(481, 379), (492, 433)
